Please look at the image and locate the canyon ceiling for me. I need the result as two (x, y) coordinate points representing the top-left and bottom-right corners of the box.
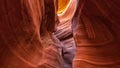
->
(0, 0), (120, 68)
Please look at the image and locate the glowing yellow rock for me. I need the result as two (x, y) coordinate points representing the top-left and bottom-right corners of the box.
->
(58, 0), (70, 14)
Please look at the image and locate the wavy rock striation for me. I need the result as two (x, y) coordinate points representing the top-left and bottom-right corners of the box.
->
(0, 0), (120, 68)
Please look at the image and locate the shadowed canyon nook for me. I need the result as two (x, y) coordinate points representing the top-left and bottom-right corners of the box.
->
(0, 0), (120, 68)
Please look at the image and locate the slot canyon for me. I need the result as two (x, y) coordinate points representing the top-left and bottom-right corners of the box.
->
(0, 0), (120, 68)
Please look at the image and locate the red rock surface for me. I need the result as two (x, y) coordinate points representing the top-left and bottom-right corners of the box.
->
(0, 0), (120, 68)
(72, 0), (120, 68)
(0, 0), (63, 68)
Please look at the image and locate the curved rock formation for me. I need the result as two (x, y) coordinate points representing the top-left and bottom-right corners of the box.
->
(0, 0), (120, 68)
(72, 0), (120, 68)
(0, 0), (63, 68)
(54, 0), (77, 68)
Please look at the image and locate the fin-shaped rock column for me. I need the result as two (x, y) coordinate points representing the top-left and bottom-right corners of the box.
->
(72, 0), (120, 68)
(40, 0), (64, 67)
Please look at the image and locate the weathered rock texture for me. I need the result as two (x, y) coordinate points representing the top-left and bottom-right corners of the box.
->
(54, 0), (77, 68)
(0, 0), (120, 68)
(0, 0), (64, 68)
(72, 0), (120, 68)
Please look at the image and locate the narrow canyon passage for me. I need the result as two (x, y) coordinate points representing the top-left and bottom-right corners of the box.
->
(0, 0), (120, 68)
